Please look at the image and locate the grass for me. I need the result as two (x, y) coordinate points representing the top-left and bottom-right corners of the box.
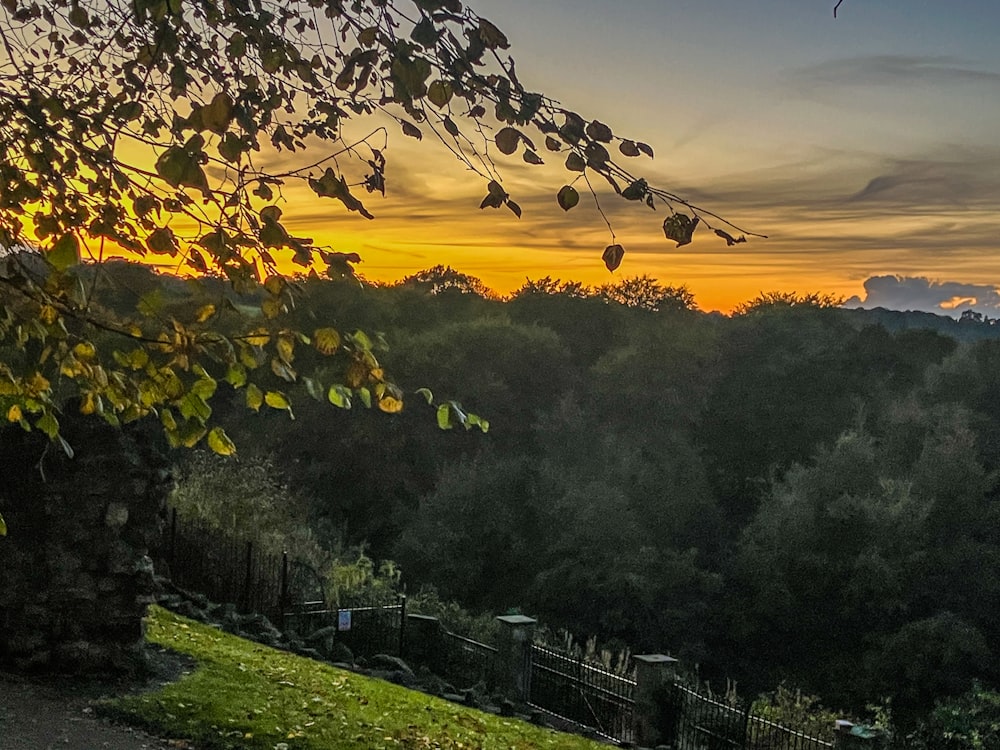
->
(104, 605), (607, 750)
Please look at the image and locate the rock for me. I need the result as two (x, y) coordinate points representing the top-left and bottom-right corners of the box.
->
(369, 653), (413, 674)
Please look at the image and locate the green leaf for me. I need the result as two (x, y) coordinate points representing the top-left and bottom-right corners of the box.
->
(178, 391), (211, 422)
(416, 387), (434, 405)
(603, 243), (625, 272)
(662, 213), (700, 247)
(357, 387), (372, 409)
(0, 512), (6, 537)
(207, 426), (237, 456)
(36, 411), (59, 440)
(436, 403), (453, 430)
(557, 185), (579, 211)
(327, 384), (352, 409)
(246, 383), (263, 412)
(49, 233), (80, 271)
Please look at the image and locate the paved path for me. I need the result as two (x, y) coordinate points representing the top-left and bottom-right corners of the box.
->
(0, 660), (191, 750)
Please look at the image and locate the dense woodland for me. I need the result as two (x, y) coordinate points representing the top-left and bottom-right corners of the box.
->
(82, 260), (1000, 733)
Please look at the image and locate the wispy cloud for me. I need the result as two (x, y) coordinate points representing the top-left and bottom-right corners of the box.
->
(789, 55), (1000, 90)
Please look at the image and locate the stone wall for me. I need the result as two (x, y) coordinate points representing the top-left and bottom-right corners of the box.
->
(0, 413), (171, 673)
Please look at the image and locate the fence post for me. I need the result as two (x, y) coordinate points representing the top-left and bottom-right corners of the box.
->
(495, 614), (536, 704)
(397, 594), (407, 657)
(405, 613), (444, 670)
(242, 540), (253, 612)
(169, 507), (177, 571)
(278, 552), (289, 631)
(631, 654), (679, 748)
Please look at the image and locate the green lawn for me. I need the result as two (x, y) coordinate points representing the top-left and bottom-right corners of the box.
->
(104, 605), (606, 749)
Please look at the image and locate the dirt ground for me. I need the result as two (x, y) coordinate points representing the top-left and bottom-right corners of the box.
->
(0, 648), (194, 750)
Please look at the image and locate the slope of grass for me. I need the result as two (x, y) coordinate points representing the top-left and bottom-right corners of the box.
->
(104, 606), (606, 750)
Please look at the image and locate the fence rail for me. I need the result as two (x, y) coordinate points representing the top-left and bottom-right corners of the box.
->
(675, 684), (834, 750)
(440, 630), (498, 689)
(528, 643), (636, 744)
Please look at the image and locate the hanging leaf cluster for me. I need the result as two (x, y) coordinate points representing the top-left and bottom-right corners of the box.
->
(0, 0), (746, 452)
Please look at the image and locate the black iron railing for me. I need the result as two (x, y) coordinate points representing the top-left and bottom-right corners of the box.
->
(528, 643), (636, 744)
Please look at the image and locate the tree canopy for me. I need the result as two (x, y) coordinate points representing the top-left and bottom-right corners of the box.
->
(0, 0), (757, 484)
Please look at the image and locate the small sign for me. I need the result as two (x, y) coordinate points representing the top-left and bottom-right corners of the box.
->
(337, 609), (352, 632)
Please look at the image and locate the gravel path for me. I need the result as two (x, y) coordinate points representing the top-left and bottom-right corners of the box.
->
(0, 649), (194, 750)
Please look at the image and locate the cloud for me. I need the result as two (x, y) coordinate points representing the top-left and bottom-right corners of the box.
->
(845, 275), (1000, 316)
(789, 55), (1000, 91)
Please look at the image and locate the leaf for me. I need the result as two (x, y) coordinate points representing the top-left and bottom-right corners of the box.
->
(565, 153), (586, 173)
(522, 150), (543, 165)
(207, 426), (237, 456)
(603, 243), (625, 272)
(663, 213), (700, 247)
(0, 512), (6, 537)
(246, 383), (264, 412)
(427, 80), (453, 107)
(479, 180), (507, 210)
(436, 403), (453, 430)
(36, 411), (59, 440)
(195, 304), (216, 323)
(265, 390), (293, 417)
(586, 120), (613, 142)
(545, 136), (561, 152)
(477, 18), (509, 50)
(622, 179), (647, 201)
(401, 120), (422, 140)
(202, 92), (234, 134)
(715, 228), (747, 246)
(378, 395), (404, 413)
(327, 384), (352, 409)
(147, 227), (177, 254)
(494, 127), (521, 155)
(357, 387), (372, 408)
(507, 200), (522, 218)
(49, 233), (80, 271)
(7, 404), (22, 422)
(619, 140), (641, 157)
(557, 185), (579, 211)
(637, 141), (654, 158)
(314, 327), (341, 355)
(416, 387), (434, 405)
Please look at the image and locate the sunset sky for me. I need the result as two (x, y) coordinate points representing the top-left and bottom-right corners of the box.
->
(283, 1), (1000, 314)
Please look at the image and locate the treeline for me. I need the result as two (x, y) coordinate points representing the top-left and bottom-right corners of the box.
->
(95, 261), (1000, 730)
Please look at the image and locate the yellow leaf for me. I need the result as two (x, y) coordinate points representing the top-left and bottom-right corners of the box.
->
(26, 372), (50, 396)
(262, 298), (282, 319)
(246, 328), (270, 347)
(79, 391), (99, 415)
(276, 335), (294, 364)
(264, 390), (290, 411)
(39, 305), (58, 325)
(378, 395), (404, 414)
(195, 304), (216, 323)
(73, 341), (97, 361)
(207, 426), (237, 456)
(6, 404), (22, 422)
(313, 327), (341, 355)
(0, 512), (6, 536)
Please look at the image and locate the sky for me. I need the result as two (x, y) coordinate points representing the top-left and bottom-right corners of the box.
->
(262, 1), (1000, 313)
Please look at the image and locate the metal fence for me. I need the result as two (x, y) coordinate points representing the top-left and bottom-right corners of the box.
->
(160, 508), (405, 658)
(675, 684), (834, 750)
(528, 643), (636, 744)
(162, 509), (286, 624)
(283, 595), (407, 657)
(439, 630), (498, 688)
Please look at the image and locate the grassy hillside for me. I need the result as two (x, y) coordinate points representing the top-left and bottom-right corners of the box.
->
(104, 606), (604, 750)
